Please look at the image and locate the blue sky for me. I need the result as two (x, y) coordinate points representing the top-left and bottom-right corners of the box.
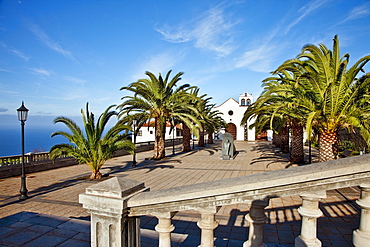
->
(1, 0), (370, 126)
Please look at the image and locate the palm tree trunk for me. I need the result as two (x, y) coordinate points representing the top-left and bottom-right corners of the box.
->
(274, 131), (282, 147)
(207, 132), (213, 144)
(272, 131), (278, 146)
(198, 129), (205, 147)
(280, 125), (290, 153)
(153, 118), (166, 159)
(182, 124), (191, 152)
(319, 130), (338, 162)
(90, 170), (102, 179)
(290, 122), (304, 164)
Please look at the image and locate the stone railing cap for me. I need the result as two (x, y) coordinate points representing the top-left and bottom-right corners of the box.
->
(85, 177), (145, 199)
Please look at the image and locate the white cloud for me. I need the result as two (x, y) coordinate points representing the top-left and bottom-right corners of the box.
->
(156, 6), (239, 57)
(0, 68), (11, 72)
(341, 3), (370, 23)
(235, 0), (327, 72)
(131, 51), (183, 81)
(283, 0), (327, 35)
(27, 23), (73, 59)
(235, 44), (280, 72)
(10, 48), (30, 61)
(65, 76), (87, 85)
(0, 42), (30, 61)
(28, 68), (52, 77)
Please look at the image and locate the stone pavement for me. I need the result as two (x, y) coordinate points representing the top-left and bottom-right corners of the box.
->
(0, 141), (361, 246)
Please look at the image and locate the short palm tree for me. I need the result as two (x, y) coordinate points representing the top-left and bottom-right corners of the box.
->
(119, 70), (200, 159)
(50, 103), (134, 179)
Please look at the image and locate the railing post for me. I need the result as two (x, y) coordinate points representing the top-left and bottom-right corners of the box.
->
(197, 206), (220, 247)
(79, 177), (146, 247)
(353, 184), (370, 246)
(244, 199), (270, 247)
(295, 191), (326, 247)
(153, 212), (176, 247)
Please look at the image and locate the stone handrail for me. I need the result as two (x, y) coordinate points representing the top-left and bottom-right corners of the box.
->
(80, 154), (370, 247)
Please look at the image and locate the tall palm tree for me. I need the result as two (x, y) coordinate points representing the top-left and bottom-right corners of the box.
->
(294, 35), (370, 161)
(118, 70), (200, 159)
(180, 87), (203, 151)
(50, 103), (134, 179)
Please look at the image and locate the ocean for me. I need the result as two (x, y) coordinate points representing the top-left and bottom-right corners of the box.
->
(0, 126), (67, 157)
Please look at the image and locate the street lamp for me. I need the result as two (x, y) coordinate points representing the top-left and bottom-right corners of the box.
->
(192, 132), (195, 149)
(17, 101), (29, 200)
(172, 118), (175, 155)
(132, 119), (137, 167)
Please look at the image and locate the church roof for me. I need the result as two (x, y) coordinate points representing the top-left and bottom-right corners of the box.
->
(214, 97), (239, 108)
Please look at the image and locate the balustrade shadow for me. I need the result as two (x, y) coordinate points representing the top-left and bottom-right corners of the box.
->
(0, 211), (90, 246)
(139, 197), (360, 246)
(250, 142), (291, 167)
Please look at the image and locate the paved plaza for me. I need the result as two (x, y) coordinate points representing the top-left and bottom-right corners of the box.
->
(0, 141), (361, 246)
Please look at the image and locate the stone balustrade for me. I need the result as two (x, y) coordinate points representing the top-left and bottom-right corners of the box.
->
(0, 138), (182, 178)
(79, 154), (370, 247)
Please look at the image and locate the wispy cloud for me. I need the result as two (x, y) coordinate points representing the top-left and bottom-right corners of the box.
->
(0, 108), (8, 112)
(131, 51), (183, 81)
(0, 68), (11, 72)
(28, 68), (52, 77)
(0, 42), (30, 61)
(0, 88), (18, 94)
(27, 23), (73, 59)
(341, 3), (370, 24)
(65, 76), (87, 85)
(235, 44), (281, 72)
(283, 0), (327, 35)
(235, 0), (327, 72)
(156, 6), (239, 57)
(35, 111), (53, 115)
(10, 48), (30, 61)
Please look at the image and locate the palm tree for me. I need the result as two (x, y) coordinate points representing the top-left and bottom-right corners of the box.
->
(294, 35), (370, 161)
(118, 70), (200, 159)
(50, 103), (134, 179)
(266, 67), (309, 163)
(204, 109), (227, 144)
(242, 78), (292, 154)
(180, 87), (204, 151)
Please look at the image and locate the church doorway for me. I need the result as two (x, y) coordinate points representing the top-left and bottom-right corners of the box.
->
(226, 123), (237, 140)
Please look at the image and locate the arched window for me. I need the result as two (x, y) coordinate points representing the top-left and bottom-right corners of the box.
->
(246, 99), (251, 106)
(241, 99), (245, 106)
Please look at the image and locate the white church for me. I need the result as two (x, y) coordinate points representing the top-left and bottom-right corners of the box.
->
(215, 92), (255, 141)
(134, 92), (256, 143)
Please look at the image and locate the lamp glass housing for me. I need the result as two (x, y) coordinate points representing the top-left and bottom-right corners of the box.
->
(17, 102), (29, 122)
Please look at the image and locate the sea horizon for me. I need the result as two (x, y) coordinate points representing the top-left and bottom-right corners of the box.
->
(0, 125), (68, 157)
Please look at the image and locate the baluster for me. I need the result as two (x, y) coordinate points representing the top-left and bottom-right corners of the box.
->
(295, 191), (326, 247)
(244, 199), (270, 247)
(353, 184), (370, 246)
(197, 206), (220, 247)
(154, 212), (176, 247)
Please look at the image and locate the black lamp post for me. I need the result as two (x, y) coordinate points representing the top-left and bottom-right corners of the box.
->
(192, 133), (195, 149)
(132, 119), (137, 167)
(172, 118), (175, 155)
(17, 101), (29, 200)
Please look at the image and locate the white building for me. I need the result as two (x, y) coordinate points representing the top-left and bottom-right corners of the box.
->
(215, 92), (255, 141)
(135, 121), (182, 143)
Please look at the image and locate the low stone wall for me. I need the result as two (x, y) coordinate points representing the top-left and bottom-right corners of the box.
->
(0, 157), (78, 179)
(0, 138), (183, 179)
